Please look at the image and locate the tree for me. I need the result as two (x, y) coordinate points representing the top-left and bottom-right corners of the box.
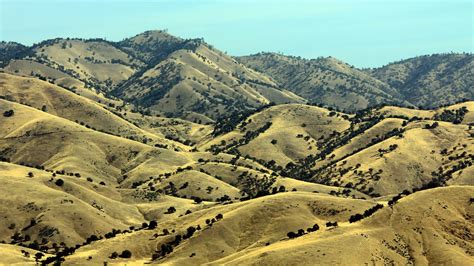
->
(28, 172), (34, 178)
(287, 231), (297, 239)
(240, 175), (276, 199)
(183, 226), (196, 239)
(193, 197), (203, 204)
(307, 223), (319, 232)
(35, 252), (44, 262)
(349, 213), (364, 223)
(3, 110), (14, 117)
(297, 229), (305, 236)
(148, 220), (158, 230)
(119, 250), (132, 258)
(55, 179), (64, 186)
(166, 206), (176, 214)
(326, 221), (338, 227)
(270, 139), (278, 145)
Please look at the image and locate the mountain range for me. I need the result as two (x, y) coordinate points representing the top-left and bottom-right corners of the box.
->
(0, 30), (473, 264)
(2, 30), (472, 121)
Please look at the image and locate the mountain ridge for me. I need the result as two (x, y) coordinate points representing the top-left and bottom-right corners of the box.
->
(2, 30), (472, 120)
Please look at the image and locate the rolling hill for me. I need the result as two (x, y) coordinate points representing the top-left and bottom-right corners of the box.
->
(0, 30), (472, 265)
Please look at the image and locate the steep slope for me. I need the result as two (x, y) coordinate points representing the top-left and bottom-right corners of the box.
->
(59, 186), (473, 265)
(200, 102), (473, 197)
(64, 191), (378, 264)
(201, 104), (351, 166)
(312, 119), (473, 196)
(0, 72), (185, 149)
(0, 41), (31, 67)
(0, 99), (192, 183)
(114, 40), (304, 120)
(31, 38), (144, 91)
(368, 53), (473, 108)
(237, 53), (406, 111)
(3, 59), (122, 106)
(0, 162), (144, 246)
(0, 30), (472, 265)
(213, 186), (474, 265)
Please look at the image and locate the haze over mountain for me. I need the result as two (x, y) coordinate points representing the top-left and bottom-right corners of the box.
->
(0, 30), (472, 265)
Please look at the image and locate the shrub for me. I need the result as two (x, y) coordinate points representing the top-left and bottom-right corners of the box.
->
(55, 179), (64, 186)
(28, 172), (34, 178)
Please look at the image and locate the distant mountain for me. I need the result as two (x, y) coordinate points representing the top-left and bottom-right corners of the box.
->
(1, 31), (472, 121)
(0, 41), (31, 67)
(237, 53), (407, 111)
(238, 52), (473, 111)
(1, 31), (304, 121)
(113, 31), (304, 121)
(368, 53), (473, 108)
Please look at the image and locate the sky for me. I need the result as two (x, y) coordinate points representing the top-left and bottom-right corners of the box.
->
(0, 0), (472, 67)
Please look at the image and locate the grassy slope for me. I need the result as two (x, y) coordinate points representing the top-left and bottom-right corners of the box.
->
(237, 53), (406, 111)
(3, 59), (121, 106)
(33, 39), (143, 87)
(65, 191), (378, 264)
(200, 104), (351, 166)
(369, 54), (474, 108)
(115, 44), (305, 121)
(0, 72), (185, 149)
(214, 186), (473, 265)
(0, 99), (191, 183)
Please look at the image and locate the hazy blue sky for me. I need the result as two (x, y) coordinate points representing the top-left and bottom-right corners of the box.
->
(1, 0), (472, 67)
